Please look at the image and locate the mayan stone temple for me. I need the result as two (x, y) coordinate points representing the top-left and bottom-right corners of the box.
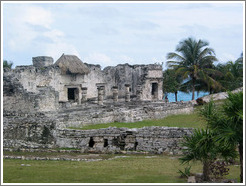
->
(3, 54), (194, 154)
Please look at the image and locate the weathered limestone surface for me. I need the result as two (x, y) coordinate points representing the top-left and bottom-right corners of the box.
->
(4, 56), (164, 104)
(32, 56), (53, 67)
(3, 99), (194, 155)
(3, 69), (59, 112)
(3, 112), (193, 155)
(103, 64), (163, 100)
(55, 127), (193, 155)
(3, 112), (56, 149)
(55, 101), (194, 128)
(3, 54), (193, 154)
(200, 87), (243, 103)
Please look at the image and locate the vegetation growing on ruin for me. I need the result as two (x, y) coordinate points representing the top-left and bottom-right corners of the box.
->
(69, 113), (207, 130)
(3, 154), (240, 183)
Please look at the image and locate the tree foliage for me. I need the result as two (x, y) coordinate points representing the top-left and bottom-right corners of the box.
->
(214, 54), (243, 91)
(180, 91), (243, 182)
(180, 128), (236, 181)
(163, 69), (183, 101)
(3, 60), (13, 69)
(167, 37), (221, 100)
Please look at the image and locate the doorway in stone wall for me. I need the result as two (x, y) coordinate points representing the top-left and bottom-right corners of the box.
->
(151, 83), (158, 99)
(67, 88), (78, 102)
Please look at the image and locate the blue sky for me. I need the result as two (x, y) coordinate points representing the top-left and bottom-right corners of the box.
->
(2, 2), (244, 69)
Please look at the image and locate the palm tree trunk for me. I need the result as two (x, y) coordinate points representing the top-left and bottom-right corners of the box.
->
(203, 160), (210, 181)
(239, 143), (243, 183)
(175, 91), (178, 102)
(192, 78), (195, 100)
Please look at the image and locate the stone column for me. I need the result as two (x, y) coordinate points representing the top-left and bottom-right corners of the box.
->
(81, 87), (87, 103)
(101, 86), (106, 100)
(136, 85), (142, 101)
(112, 86), (118, 102)
(97, 86), (104, 105)
(75, 88), (81, 105)
(125, 84), (130, 102)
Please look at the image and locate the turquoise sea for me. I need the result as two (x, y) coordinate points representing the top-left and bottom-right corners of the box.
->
(166, 91), (209, 102)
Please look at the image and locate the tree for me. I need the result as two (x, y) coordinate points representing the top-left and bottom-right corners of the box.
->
(163, 69), (183, 102)
(180, 128), (236, 181)
(180, 129), (216, 181)
(3, 60), (13, 69)
(215, 54), (243, 91)
(167, 37), (221, 100)
(200, 92), (243, 182)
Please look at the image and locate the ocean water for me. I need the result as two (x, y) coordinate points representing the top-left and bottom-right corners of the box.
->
(166, 91), (209, 102)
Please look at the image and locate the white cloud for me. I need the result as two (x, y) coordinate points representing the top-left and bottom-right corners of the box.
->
(3, 3), (243, 68)
(3, 3), (80, 61)
(21, 6), (53, 28)
(84, 53), (114, 68)
(4, 4), (53, 51)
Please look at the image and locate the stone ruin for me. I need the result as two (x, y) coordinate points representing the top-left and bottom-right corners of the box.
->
(3, 54), (195, 154)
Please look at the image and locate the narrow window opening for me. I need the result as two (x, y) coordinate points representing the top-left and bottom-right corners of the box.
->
(104, 139), (108, 147)
(134, 141), (138, 150)
(151, 83), (158, 99)
(89, 137), (95, 148)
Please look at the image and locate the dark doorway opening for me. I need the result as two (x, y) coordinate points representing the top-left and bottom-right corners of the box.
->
(104, 139), (108, 147)
(151, 83), (158, 99)
(68, 88), (77, 100)
(89, 137), (95, 148)
(134, 141), (138, 150)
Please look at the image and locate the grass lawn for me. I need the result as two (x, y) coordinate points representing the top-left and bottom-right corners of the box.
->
(3, 154), (240, 183)
(70, 113), (207, 130)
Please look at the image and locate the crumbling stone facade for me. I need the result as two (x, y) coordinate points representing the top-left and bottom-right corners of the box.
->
(3, 54), (195, 154)
(4, 54), (163, 107)
(55, 127), (193, 155)
(3, 110), (193, 155)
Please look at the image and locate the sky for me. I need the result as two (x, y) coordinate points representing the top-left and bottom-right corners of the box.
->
(2, 1), (244, 69)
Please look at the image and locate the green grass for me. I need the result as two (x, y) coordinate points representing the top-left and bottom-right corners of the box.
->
(3, 154), (239, 183)
(69, 113), (207, 130)
(3, 151), (115, 160)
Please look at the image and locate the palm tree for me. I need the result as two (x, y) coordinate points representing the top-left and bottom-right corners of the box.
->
(3, 60), (13, 69)
(200, 92), (243, 182)
(180, 129), (216, 181)
(180, 127), (236, 181)
(163, 69), (183, 102)
(215, 61), (243, 91)
(167, 37), (221, 100)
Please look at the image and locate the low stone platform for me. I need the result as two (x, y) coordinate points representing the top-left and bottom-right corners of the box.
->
(54, 100), (194, 128)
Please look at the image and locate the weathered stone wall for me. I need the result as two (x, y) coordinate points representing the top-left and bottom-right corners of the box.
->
(3, 112), (193, 155)
(3, 112), (56, 149)
(3, 98), (194, 154)
(33, 56), (54, 67)
(54, 127), (194, 155)
(200, 87), (243, 102)
(83, 64), (107, 99)
(4, 59), (163, 104)
(55, 101), (194, 128)
(3, 70), (59, 112)
(8, 65), (86, 103)
(103, 63), (163, 100)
